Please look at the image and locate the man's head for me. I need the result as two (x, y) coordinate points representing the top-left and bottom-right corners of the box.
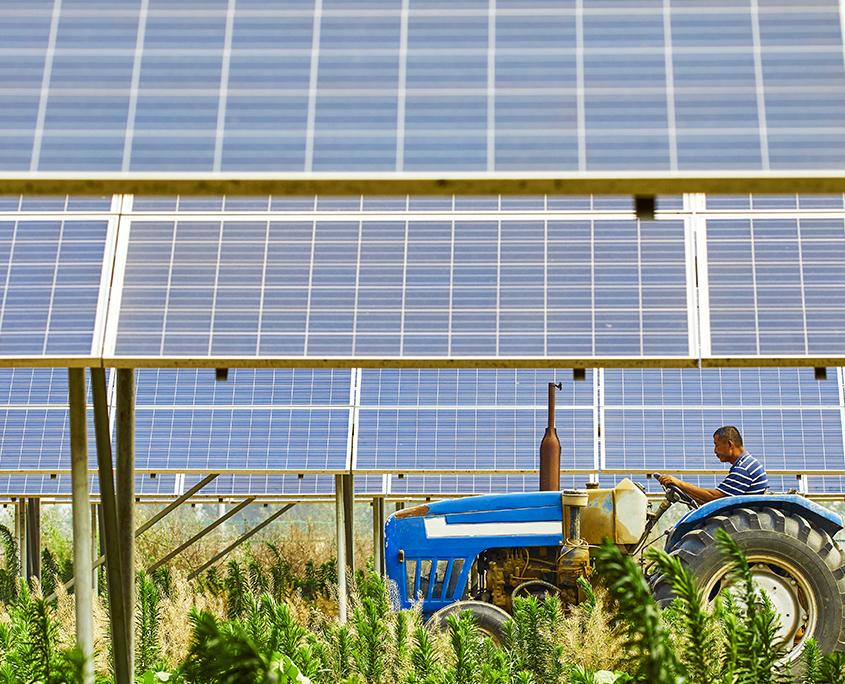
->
(713, 426), (744, 464)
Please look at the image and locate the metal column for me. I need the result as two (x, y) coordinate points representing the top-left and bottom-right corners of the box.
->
(342, 473), (355, 573)
(69, 368), (94, 684)
(372, 496), (385, 575)
(335, 474), (347, 622)
(91, 368), (130, 684)
(25, 499), (40, 584)
(115, 369), (135, 678)
(15, 500), (25, 581)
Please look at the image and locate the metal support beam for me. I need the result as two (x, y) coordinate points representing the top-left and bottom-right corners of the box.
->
(26, 499), (40, 584)
(15, 500), (25, 581)
(69, 368), (94, 684)
(146, 498), (255, 574)
(91, 367), (130, 684)
(372, 497), (385, 576)
(56, 474), (220, 596)
(135, 474), (219, 536)
(91, 504), (98, 596)
(335, 474), (347, 622)
(115, 369), (134, 677)
(188, 503), (296, 580)
(342, 473), (355, 573)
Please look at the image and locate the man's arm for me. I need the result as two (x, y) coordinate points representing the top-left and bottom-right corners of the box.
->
(658, 475), (727, 505)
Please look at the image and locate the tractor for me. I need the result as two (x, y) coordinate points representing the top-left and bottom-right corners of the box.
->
(383, 385), (845, 666)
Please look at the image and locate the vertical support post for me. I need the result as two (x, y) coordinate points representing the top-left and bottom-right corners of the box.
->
(335, 474), (347, 622)
(115, 369), (135, 677)
(342, 473), (354, 573)
(91, 504), (99, 595)
(69, 368), (94, 684)
(15, 500), (25, 581)
(372, 497), (385, 575)
(91, 367), (130, 684)
(26, 499), (41, 583)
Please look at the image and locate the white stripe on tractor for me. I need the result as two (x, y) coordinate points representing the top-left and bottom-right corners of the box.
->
(423, 517), (561, 538)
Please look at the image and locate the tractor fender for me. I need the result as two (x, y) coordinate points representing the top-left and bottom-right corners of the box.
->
(665, 494), (843, 553)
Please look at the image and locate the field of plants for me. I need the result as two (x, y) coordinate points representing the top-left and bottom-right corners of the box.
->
(0, 511), (843, 684)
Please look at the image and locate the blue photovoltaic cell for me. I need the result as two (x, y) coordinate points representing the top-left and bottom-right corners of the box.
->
(133, 406), (350, 473)
(354, 407), (595, 473)
(113, 218), (692, 360)
(601, 369), (845, 490)
(0, 220), (108, 358)
(0, 368), (71, 406)
(705, 217), (845, 356)
(359, 369), (595, 407)
(390, 473), (587, 497)
(135, 368), (352, 407)
(1, 3), (844, 174)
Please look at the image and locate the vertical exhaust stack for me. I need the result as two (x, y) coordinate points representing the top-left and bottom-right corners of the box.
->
(539, 382), (562, 491)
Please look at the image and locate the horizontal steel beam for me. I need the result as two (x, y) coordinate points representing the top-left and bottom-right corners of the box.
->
(3, 171), (845, 197)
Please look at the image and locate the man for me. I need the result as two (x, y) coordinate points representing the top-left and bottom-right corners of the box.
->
(658, 426), (768, 505)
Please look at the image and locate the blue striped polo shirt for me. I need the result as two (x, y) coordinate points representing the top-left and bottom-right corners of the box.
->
(717, 451), (768, 496)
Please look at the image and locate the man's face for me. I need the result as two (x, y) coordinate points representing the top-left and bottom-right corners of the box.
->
(714, 436), (733, 463)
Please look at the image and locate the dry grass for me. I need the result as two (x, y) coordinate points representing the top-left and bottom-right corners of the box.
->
(554, 585), (628, 673)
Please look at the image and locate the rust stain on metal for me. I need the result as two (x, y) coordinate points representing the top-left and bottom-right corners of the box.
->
(395, 505), (430, 519)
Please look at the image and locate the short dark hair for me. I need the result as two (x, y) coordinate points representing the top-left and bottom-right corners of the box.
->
(714, 425), (743, 448)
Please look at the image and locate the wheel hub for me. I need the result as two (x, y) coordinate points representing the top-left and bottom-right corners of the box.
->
(748, 564), (807, 645)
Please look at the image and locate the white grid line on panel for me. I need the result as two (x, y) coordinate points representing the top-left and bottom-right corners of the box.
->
(447, 221), (456, 356)
(637, 219), (644, 355)
(496, 220), (501, 355)
(29, 0), (62, 173)
(41, 220), (65, 355)
(749, 0), (770, 171)
(575, 0), (586, 172)
(349, 367), (362, 470)
(91, 218), (123, 356)
(303, 221), (318, 356)
(352, 221), (363, 355)
(750, 219), (762, 355)
(399, 219), (409, 354)
(213, 0), (237, 173)
(255, 220), (271, 355)
(590, 220), (596, 355)
(662, 0), (678, 172)
(796, 219), (810, 355)
(841, 0), (845, 87)
(0, 222), (20, 344)
(158, 221), (178, 356)
(122, 0), (150, 173)
(595, 368), (602, 480)
(487, 0), (496, 173)
(304, 0), (323, 173)
(687, 205), (703, 357)
(205, 223), (225, 356)
(543, 218), (548, 355)
(395, 0), (410, 172)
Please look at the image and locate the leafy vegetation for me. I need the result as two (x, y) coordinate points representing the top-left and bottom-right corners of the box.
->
(0, 524), (842, 683)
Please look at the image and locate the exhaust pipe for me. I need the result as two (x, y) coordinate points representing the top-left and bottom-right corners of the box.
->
(539, 382), (562, 491)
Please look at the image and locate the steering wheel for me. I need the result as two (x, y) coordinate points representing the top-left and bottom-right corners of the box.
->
(653, 473), (699, 510)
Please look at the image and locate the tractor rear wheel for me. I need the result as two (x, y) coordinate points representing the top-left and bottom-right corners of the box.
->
(651, 506), (845, 666)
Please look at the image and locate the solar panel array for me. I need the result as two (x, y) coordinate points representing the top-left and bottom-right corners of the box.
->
(106, 216), (694, 363)
(0, 365), (843, 499)
(2, 0), (845, 189)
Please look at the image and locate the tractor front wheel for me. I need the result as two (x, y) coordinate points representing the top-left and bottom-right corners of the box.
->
(651, 506), (845, 666)
(427, 600), (511, 646)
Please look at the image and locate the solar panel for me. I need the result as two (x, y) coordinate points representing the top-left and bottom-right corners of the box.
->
(0, 217), (113, 363)
(700, 216), (845, 360)
(105, 216), (695, 365)
(601, 368), (845, 495)
(3, 2), (845, 195)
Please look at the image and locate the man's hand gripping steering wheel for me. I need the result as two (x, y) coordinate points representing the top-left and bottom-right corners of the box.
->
(654, 473), (699, 510)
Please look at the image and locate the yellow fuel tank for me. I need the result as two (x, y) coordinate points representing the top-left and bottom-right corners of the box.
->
(576, 478), (648, 545)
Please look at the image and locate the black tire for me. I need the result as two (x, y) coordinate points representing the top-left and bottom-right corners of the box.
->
(651, 506), (845, 665)
(428, 600), (511, 646)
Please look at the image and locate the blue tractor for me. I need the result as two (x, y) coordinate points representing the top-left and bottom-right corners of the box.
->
(384, 479), (845, 665)
(384, 388), (845, 665)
